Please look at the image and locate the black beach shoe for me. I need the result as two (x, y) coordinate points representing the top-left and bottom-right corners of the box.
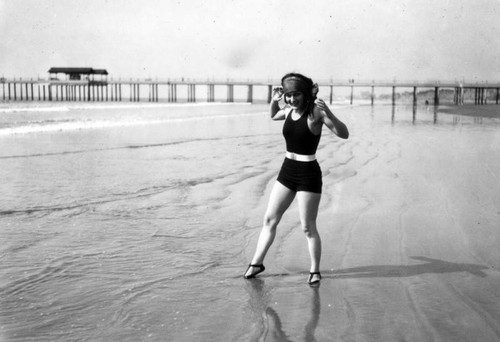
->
(244, 264), (265, 279)
(308, 272), (322, 285)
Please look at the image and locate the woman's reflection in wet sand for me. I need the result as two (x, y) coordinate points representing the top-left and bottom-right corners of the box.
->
(304, 286), (321, 342)
(245, 279), (321, 342)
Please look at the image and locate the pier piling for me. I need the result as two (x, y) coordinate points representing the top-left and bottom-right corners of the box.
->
(226, 84), (234, 103)
(434, 87), (439, 105)
(247, 84), (253, 103)
(2, 78), (500, 106)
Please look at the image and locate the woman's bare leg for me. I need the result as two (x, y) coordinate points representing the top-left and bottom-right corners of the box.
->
(297, 191), (322, 282)
(245, 182), (295, 277)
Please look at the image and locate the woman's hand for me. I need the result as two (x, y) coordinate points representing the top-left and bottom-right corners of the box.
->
(272, 87), (284, 102)
(270, 87), (286, 120)
(314, 98), (330, 114)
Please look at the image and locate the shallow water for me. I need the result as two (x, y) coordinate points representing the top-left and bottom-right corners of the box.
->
(1, 103), (500, 341)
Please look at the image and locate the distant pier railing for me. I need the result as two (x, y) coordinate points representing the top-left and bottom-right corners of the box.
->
(1, 78), (500, 105)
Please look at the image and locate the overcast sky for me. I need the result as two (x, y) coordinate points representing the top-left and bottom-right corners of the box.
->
(1, 0), (499, 83)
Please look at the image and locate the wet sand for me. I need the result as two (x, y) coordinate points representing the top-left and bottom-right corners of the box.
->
(242, 105), (500, 341)
(2, 103), (500, 341)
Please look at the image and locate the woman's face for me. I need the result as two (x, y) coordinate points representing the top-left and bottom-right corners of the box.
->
(285, 91), (305, 110)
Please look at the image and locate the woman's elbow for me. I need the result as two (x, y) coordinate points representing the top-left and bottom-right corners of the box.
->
(341, 128), (349, 139)
(335, 126), (349, 139)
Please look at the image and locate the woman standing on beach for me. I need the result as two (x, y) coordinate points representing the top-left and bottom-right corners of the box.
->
(244, 73), (349, 285)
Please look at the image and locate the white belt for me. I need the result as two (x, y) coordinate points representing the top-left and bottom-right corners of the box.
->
(285, 152), (316, 162)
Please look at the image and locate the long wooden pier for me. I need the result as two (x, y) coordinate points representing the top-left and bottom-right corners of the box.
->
(1, 78), (499, 105)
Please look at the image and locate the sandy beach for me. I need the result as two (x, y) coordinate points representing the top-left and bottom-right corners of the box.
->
(1, 103), (500, 341)
(240, 104), (500, 341)
(242, 104), (500, 341)
(244, 107), (500, 341)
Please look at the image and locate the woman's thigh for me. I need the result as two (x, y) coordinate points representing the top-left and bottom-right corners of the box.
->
(296, 191), (321, 226)
(265, 181), (296, 221)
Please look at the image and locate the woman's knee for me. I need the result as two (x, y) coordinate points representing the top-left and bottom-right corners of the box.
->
(301, 221), (318, 237)
(263, 213), (280, 230)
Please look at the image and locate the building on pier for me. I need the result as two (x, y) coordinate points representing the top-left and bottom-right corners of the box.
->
(48, 67), (108, 84)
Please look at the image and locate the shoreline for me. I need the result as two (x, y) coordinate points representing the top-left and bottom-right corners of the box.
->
(437, 104), (500, 118)
(1, 100), (499, 118)
(0, 101), (253, 113)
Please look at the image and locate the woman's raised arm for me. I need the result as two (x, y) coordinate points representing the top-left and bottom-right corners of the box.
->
(270, 87), (287, 120)
(314, 99), (349, 139)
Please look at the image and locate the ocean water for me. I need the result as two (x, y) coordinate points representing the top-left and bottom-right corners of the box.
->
(1, 103), (283, 341)
(1, 102), (500, 341)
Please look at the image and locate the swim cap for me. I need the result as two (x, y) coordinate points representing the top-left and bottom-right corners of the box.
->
(282, 76), (310, 95)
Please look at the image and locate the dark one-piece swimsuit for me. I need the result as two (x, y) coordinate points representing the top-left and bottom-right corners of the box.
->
(277, 110), (322, 193)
